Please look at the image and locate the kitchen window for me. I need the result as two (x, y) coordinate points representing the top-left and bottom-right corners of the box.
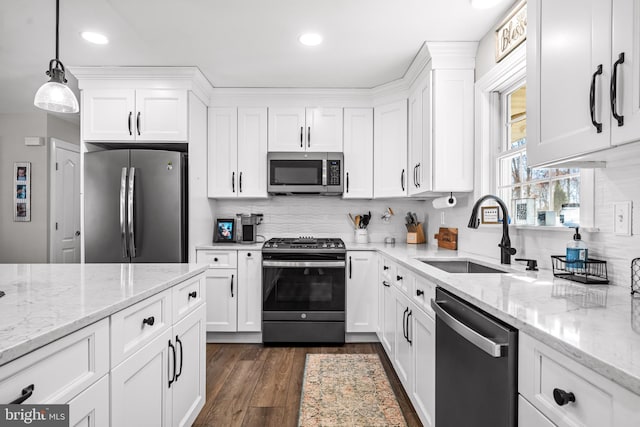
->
(496, 83), (580, 224)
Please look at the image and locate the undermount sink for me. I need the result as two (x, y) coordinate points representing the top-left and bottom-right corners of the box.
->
(420, 259), (507, 274)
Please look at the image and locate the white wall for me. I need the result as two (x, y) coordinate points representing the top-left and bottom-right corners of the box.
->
(0, 113), (79, 263)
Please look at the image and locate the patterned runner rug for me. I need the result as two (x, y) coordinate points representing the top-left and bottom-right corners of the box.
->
(298, 353), (407, 427)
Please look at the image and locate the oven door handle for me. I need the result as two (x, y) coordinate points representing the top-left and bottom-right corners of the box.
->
(431, 299), (507, 358)
(262, 260), (346, 268)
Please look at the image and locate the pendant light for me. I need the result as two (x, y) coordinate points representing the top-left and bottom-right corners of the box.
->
(34, 0), (79, 113)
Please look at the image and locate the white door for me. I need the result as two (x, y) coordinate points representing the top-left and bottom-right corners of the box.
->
(374, 100), (408, 197)
(412, 308), (435, 427)
(204, 268), (237, 332)
(208, 107), (238, 197)
(305, 107), (343, 152)
(611, 0), (640, 146)
(527, 0), (612, 166)
(52, 143), (80, 263)
(408, 85), (423, 195)
(135, 89), (188, 141)
(111, 329), (172, 427)
(346, 251), (378, 333)
(82, 89), (135, 141)
(237, 108), (268, 198)
(237, 251), (262, 332)
(67, 375), (110, 427)
(394, 294), (413, 391)
(343, 108), (374, 199)
(172, 305), (206, 427)
(268, 107), (306, 151)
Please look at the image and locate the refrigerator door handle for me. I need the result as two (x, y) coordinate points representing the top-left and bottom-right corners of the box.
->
(128, 167), (137, 258)
(120, 168), (129, 258)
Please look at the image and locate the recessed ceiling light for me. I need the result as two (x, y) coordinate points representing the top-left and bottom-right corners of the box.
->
(299, 33), (323, 47)
(470, 0), (505, 9)
(81, 31), (109, 45)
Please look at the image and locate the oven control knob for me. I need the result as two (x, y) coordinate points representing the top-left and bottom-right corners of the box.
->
(273, 244), (278, 248)
(322, 243), (327, 248)
(301, 313), (307, 319)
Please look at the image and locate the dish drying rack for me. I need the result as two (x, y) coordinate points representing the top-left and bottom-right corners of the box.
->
(551, 255), (609, 284)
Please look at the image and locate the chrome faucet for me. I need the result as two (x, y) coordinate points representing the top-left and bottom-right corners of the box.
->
(468, 194), (516, 265)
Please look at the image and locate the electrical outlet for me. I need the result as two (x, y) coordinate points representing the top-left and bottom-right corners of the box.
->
(613, 201), (632, 236)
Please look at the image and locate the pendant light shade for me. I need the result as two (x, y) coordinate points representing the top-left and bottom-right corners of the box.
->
(34, 0), (79, 114)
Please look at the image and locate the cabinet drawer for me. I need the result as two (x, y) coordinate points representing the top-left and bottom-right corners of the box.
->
(111, 289), (172, 368)
(412, 276), (436, 316)
(519, 395), (554, 427)
(0, 318), (109, 405)
(68, 374), (109, 427)
(172, 275), (204, 322)
(519, 333), (640, 427)
(196, 250), (237, 268)
(394, 265), (413, 294)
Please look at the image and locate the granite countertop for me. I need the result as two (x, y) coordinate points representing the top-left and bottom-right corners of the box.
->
(0, 263), (207, 367)
(347, 242), (640, 396)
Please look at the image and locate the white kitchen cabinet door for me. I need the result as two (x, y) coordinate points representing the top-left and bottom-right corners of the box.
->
(305, 107), (343, 152)
(374, 100), (408, 198)
(204, 268), (237, 332)
(268, 107), (306, 151)
(82, 89), (135, 141)
(111, 329), (172, 427)
(408, 84), (424, 195)
(237, 250), (262, 332)
(135, 89), (188, 141)
(611, 0), (640, 146)
(346, 251), (378, 333)
(237, 107), (268, 198)
(343, 108), (374, 198)
(527, 0), (612, 167)
(381, 277), (396, 357)
(394, 293), (413, 392)
(172, 304), (206, 427)
(208, 107), (238, 198)
(68, 374), (110, 427)
(431, 69), (474, 192)
(519, 396), (555, 427)
(411, 308), (435, 427)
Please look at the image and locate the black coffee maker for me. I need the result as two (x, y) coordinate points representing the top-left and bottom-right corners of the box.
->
(236, 213), (263, 243)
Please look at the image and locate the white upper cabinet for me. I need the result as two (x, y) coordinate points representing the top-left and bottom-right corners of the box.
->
(408, 83), (425, 196)
(343, 108), (374, 198)
(268, 107), (343, 152)
(374, 100), (408, 198)
(83, 89), (187, 142)
(208, 107), (267, 198)
(527, 0), (640, 166)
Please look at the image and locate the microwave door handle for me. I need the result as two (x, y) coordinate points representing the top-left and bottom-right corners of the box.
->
(322, 159), (327, 186)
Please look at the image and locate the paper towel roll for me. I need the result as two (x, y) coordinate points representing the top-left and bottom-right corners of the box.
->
(432, 195), (457, 209)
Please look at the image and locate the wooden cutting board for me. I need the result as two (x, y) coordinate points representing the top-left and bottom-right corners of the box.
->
(434, 227), (458, 250)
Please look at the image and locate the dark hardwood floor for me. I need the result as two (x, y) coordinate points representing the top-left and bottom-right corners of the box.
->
(193, 342), (422, 427)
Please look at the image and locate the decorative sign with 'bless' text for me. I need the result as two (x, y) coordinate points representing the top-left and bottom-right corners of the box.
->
(495, 1), (527, 62)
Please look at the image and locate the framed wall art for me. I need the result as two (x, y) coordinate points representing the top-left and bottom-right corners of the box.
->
(495, 0), (527, 63)
(14, 162), (31, 222)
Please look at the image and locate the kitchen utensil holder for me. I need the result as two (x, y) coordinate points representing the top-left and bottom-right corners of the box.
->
(551, 255), (609, 284)
(354, 229), (369, 244)
(407, 223), (426, 244)
(632, 258), (640, 296)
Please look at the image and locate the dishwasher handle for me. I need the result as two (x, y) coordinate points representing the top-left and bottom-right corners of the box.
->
(431, 299), (507, 358)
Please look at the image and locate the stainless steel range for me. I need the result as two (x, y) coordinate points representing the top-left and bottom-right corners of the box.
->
(262, 237), (346, 344)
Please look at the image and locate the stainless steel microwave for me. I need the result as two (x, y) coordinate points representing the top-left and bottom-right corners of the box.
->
(267, 152), (343, 195)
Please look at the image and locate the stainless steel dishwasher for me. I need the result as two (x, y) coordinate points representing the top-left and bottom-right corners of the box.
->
(431, 287), (517, 427)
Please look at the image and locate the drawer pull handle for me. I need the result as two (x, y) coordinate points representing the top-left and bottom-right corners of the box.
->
(188, 291), (197, 299)
(397, 275), (403, 281)
(142, 316), (155, 327)
(383, 266), (389, 271)
(553, 388), (576, 406)
(9, 384), (34, 405)
(214, 257), (218, 262)
(382, 281), (391, 287)
(175, 335), (184, 382)
(168, 340), (176, 388)
(416, 289), (424, 296)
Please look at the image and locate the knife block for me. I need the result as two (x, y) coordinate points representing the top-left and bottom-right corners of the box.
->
(407, 223), (426, 244)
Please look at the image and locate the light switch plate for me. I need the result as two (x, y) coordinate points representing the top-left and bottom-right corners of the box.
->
(613, 201), (632, 236)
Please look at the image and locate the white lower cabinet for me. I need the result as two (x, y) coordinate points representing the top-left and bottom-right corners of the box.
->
(411, 307), (435, 427)
(237, 250), (262, 332)
(204, 268), (237, 331)
(394, 292), (414, 392)
(346, 251), (378, 333)
(519, 395), (555, 427)
(68, 374), (110, 427)
(380, 276), (396, 356)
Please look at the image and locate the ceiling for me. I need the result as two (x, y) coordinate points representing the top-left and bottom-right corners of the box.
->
(0, 0), (514, 115)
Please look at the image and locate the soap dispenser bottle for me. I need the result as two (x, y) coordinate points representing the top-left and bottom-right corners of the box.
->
(566, 227), (588, 271)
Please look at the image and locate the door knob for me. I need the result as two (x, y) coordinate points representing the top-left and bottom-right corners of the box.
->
(75, 230), (81, 236)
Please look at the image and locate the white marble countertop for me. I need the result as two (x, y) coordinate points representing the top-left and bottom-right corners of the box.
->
(0, 263), (207, 367)
(346, 242), (640, 395)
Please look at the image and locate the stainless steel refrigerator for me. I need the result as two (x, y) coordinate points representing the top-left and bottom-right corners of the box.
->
(84, 149), (187, 263)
